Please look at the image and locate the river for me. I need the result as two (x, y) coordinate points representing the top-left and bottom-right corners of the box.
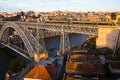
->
(45, 34), (89, 57)
(0, 33), (88, 79)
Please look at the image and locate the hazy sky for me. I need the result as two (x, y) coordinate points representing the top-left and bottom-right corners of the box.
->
(0, 0), (120, 12)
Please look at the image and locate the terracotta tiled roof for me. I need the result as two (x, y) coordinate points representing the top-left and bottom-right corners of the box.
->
(66, 75), (81, 80)
(70, 54), (100, 61)
(70, 54), (85, 61)
(24, 65), (57, 80)
(66, 62), (104, 75)
(45, 65), (57, 80)
(109, 61), (120, 69)
(4, 14), (13, 17)
(108, 61), (120, 73)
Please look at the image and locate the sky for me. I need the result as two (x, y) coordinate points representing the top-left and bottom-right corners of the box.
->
(0, 0), (120, 12)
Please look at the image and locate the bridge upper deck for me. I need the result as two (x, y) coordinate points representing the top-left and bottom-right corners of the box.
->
(0, 21), (99, 35)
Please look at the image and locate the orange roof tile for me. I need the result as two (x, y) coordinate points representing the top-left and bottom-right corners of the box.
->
(45, 65), (58, 80)
(24, 65), (58, 80)
(24, 66), (51, 80)
(70, 54), (100, 61)
(66, 62), (104, 75)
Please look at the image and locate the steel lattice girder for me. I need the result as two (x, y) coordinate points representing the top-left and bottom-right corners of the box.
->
(0, 21), (98, 57)
(9, 21), (98, 35)
(0, 22), (42, 59)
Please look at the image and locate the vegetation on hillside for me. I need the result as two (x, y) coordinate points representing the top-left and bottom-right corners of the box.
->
(96, 47), (113, 55)
(9, 58), (26, 73)
(82, 36), (114, 55)
(82, 36), (96, 51)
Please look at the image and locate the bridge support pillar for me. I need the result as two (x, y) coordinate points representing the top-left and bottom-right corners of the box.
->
(36, 27), (46, 52)
(60, 26), (70, 54)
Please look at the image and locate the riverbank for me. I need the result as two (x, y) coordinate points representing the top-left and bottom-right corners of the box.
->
(0, 48), (16, 79)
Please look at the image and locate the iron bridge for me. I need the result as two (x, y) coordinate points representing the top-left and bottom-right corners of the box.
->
(0, 21), (98, 61)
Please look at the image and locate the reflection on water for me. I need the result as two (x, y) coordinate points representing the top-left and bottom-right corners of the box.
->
(45, 34), (89, 57)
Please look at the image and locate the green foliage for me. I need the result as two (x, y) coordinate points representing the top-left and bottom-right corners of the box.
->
(83, 36), (96, 50)
(9, 58), (26, 73)
(96, 47), (113, 55)
(31, 15), (37, 19)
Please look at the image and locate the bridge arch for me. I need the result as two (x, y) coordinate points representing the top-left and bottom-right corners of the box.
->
(0, 22), (40, 59)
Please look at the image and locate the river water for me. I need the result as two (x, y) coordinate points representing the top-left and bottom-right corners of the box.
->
(0, 33), (88, 79)
(45, 34), (89, 57)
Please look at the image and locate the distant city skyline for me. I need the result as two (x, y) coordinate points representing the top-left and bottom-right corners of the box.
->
(0, 0), (120, 12)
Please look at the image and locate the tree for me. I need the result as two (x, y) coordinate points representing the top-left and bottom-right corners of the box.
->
(83, 36), (96, 50)
(9, 58), (26, 73)
(96, 47), (113, 56)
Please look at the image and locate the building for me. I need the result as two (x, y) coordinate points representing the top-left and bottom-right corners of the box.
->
(106, 13), (120, 24)
(96, 25), (119, 50)
(24, 65), (57, 80)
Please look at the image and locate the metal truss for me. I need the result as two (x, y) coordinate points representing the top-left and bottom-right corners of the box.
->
(60, 26), (70, 53)
(36, 27), (45, 52)
(0, 21), (99, 60)
(0, 22), (36, 59)
(19, 26), (43, 53)
(60, 32), (70, 53)
(1, 21), (98, 35)
(1, 42), (30, 60)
